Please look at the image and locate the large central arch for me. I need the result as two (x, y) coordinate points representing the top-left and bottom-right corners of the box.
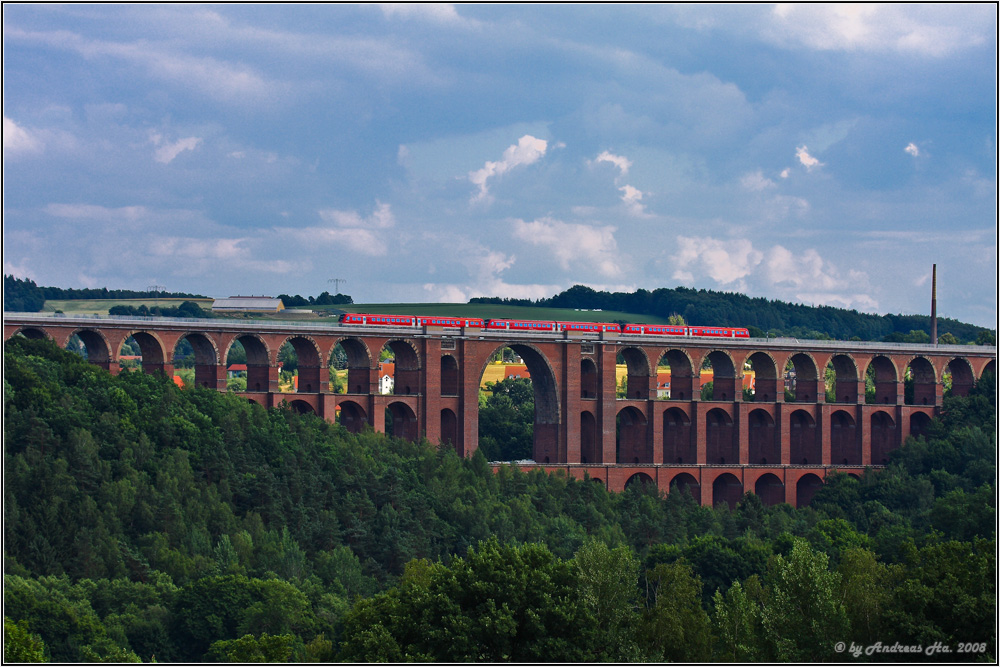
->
(478, 342), (561, 463)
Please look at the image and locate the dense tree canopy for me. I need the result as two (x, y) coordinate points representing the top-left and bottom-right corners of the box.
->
(3, 337), (996, 662)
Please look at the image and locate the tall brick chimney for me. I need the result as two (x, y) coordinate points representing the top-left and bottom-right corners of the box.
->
(931, 264), (937, 345)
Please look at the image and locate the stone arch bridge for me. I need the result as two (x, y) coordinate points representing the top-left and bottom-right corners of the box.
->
(5, 313), (995, 508)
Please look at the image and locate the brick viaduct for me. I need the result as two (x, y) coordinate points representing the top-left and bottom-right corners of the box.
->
(5, 314), (996, 508)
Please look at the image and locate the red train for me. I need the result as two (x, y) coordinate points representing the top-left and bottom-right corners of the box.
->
(338, 313), (749, 338)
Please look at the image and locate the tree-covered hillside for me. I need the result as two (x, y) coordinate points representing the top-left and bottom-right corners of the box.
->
(472, 284), (995, 343)
(3, 337), (996, 662)
(3, 275), (207, 313)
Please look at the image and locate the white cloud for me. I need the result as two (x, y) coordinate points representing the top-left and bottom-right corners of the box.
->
(740, 169), (776, 192)
(419, 236), (558, 303)
(423, 283), (470, 302)
(469, 135), (548, 204)
(795, 145), (823, 171)
(618, 185), (648, 216)
(512, 217), (622, 278)
(150, 132), (203, 164)
(767, 4), (987, 57)
(318, 200), (395, 229)
(761, 245), (867, 295)
(7, 27), (279, 104)
(780, 168), (791, 179)
(672, 236), (762, 286)
(303, 227), (388, 257)
(3, 117), (43, 156)
(282, 201), (397, 257)
(45, 203), (147, 221)
(379, 3), (470, 26)
(670, 236), (877, 311)
(591, 150), (632, 176)
(905, 142), (920, 157)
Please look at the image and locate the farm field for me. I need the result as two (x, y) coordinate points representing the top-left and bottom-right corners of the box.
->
(43, 298), (214, 315)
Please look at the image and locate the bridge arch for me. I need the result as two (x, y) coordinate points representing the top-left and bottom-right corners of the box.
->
(226, 334), (271, 392)
(10, 326), (49, 341)
(441, 408), (460, 455)
(580, 357), (598, 399)
(332, 337), (374, 395)
(712, 472), (743, 510)
(786, 352), (819, 403)
(618, 346), (651, 400)
(748, 409), (778, 464)
(909, 411), (932, 439)
(580, 410), (599, 464)
(944, 357), (976, 397)
(830, 410), (860, 465)
(172, 333), (220, 389)
(617, 406), (650, 464)
(827, 354), (859, 404)
(477, 342), (561, 463)
(338, 400), (368, 433)
(662, 406), (694, 463)
(871, 410), (897, 464)
(69, 328), (113, 370)
(441, 354), (459, 396)
(658, 349), (695, 400)
(702, 350), (738, 401)
(754, 473), (785, 506)
(624, 472), (655, 490)
(281, 335), (322, 393)
(866, 355), (899, 404)
(287, 399), (315, 415)
(380, 339), (422, 395)
(386, 401), (418, 441)
(706, 408), (736, 464)
(668, 472), (700, 501)
(122, 330), (168, 375)
(796, 473), (823, 507)
(905, 356), (937, 405)
(789, 409), (819, 464)
(745, 351), (778, 402)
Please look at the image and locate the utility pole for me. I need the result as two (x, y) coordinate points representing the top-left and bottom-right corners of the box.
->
(147, 284), (166, 307)
(328, 278), (346, 294)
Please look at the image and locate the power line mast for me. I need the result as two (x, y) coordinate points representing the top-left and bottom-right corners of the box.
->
(328, 278), (346, 294)
(147, 284), (166, 307)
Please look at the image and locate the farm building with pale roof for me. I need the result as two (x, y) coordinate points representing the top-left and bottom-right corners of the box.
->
(211, 296), (285, 313)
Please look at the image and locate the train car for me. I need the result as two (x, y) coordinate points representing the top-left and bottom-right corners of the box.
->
(416, 316), (485, 328)
(556, 321), (621, 333)
(622, 323), (688, 336)
(341, 312), (749, 338)
(687, 326), (750, 338)
(340, 313), (417, 326)
(485, 318), (558, 332)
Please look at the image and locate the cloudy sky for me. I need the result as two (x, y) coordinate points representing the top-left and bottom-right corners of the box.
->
(3, 4), (996, 326)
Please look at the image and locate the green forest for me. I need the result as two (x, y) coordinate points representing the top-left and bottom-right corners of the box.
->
(3, 336), (997, 662)
(472, 284), (995, 344)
